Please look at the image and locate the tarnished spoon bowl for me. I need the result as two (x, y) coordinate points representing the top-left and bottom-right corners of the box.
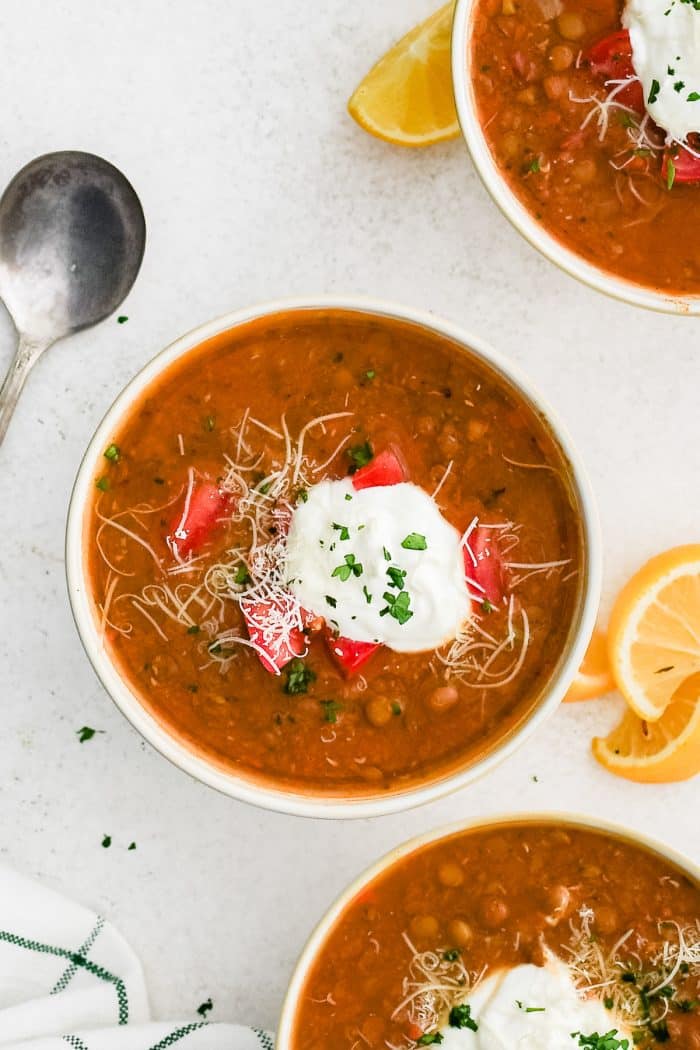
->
(0, 150), (145, 445)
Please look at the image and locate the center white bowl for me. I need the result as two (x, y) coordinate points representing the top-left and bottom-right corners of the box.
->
(65, 296), (601, 819)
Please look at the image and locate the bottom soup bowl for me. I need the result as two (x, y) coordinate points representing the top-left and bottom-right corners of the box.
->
(278, 812), (700, 1048)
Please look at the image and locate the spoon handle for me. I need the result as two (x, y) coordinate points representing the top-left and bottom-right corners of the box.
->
(0, 334), (50, 447)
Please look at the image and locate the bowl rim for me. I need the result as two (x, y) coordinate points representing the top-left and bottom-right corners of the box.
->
(276, 809), (700, 1047)
(65, 294), (602, 819)
(450, 0), (700, 316)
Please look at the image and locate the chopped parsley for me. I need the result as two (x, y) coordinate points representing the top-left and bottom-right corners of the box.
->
(689, 91), (700, 101)
(284, 659), (316, 695)
(128, 842), (136, 850)
(76, 726), (101, 743)
(205, 414), (216, 432)
(386, 565), (407, 590)
(401, 532), (428, 551)
(325, 595), (337, 608)
(443, 949), (460, 962)
(103, 443), (120, 462)
(417, 1034), (443, 1046)
(516, 1002), (545, 1013)
(347, 441), (373, 472)
(648, 79), (660, 104)
(380, 589), (413, 625)
(527, 156), (541, 173)
(332, 522), (350, 541)
(187, 624), (201, 635)
(674, 80), (686, 92)
(232, 564), (251, 585)
(101, 834), (112, 848)
(362, 585), (372, 604)
(449, 1003), (478, 1031)
(365, 369), (376, 380)
(391, 701), (402, 716)
(95, 476), (110, 492)
(321, 699), (343, 723)
(383, 546), (392, 561)
(481, 599), (494, 613)
(333, 553), (363, 581)
(667, 157), (676, 190)
(197, 998), (213, 1018)
(296, 488), (309, 504)
(571, 1032), (629, 1050)
(344, 493), (353, 501)
(117, 315), (128, 324)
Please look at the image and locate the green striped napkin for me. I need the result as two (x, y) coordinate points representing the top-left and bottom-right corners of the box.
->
(0, 865), (274, 1049)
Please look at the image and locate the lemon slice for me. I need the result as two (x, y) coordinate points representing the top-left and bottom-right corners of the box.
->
(348, 3), (460, 147)
(564, 628), (614, 702)
(608, 545), (700, 721)
(593, 673), (700, 783)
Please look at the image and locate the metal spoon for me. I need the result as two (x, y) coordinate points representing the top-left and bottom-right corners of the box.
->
(0, 150), (146, 446)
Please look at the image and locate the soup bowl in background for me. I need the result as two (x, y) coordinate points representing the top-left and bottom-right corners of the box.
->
(450, 0), (700, 315)
(277, 811), (700, 1047)
(66, 297), (601, 818)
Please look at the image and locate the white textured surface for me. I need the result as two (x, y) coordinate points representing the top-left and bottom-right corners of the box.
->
(0, 0), (698, 1033)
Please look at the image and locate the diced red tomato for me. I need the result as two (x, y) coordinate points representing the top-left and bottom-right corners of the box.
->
(351, 447), (408, 490)
(463, 526), (507, 607)
(325, 630), (381, 675)
(241, 598), (307, 674)
(662, 145), (700, 185)
(166, 482), (232, 559)
(587, 29), (644, 113)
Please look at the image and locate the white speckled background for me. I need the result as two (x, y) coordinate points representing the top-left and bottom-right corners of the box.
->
(0, 0), (698, 1032)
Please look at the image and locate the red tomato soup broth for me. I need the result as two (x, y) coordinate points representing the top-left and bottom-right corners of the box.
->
(469, 0), (700, 294)
(291, 822), (700, 1049)
(86, 310), (584, 796)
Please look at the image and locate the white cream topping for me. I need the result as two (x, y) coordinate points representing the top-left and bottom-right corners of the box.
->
(625, 0), (700, 141)
(285, 479), (471, 652)
(438, 957), (630, 1049)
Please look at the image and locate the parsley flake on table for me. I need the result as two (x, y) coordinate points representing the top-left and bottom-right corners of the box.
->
(197, 998), (213, 1018)
(101, 835), (112, 848)
(76, 726), (102, 743)
(332, 522), (351, 541)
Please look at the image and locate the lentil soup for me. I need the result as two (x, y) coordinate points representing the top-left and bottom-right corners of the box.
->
(469, 0), (700, 294)
(84, 309), (584, 797)
(290, 821), (700, 1049)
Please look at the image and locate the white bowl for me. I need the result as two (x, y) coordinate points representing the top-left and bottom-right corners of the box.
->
(451, 0), (700, 315)
(276, 810), (700, 1046)
(66, 296), (602, 819)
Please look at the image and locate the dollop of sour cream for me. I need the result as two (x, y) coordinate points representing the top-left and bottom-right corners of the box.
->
(285, 479), (471, 652)
(439, 957), (630, 1049)
(625, 0), (700, 141)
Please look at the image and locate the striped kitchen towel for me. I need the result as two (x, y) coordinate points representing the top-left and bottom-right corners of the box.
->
(0, 865), (274, 1049)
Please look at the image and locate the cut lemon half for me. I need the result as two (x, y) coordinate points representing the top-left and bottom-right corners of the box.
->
(564, 628), (614, 702)
(608, 545), (700, 721)
(348, 3), (460, 147)
(592, 673), (700, 783)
